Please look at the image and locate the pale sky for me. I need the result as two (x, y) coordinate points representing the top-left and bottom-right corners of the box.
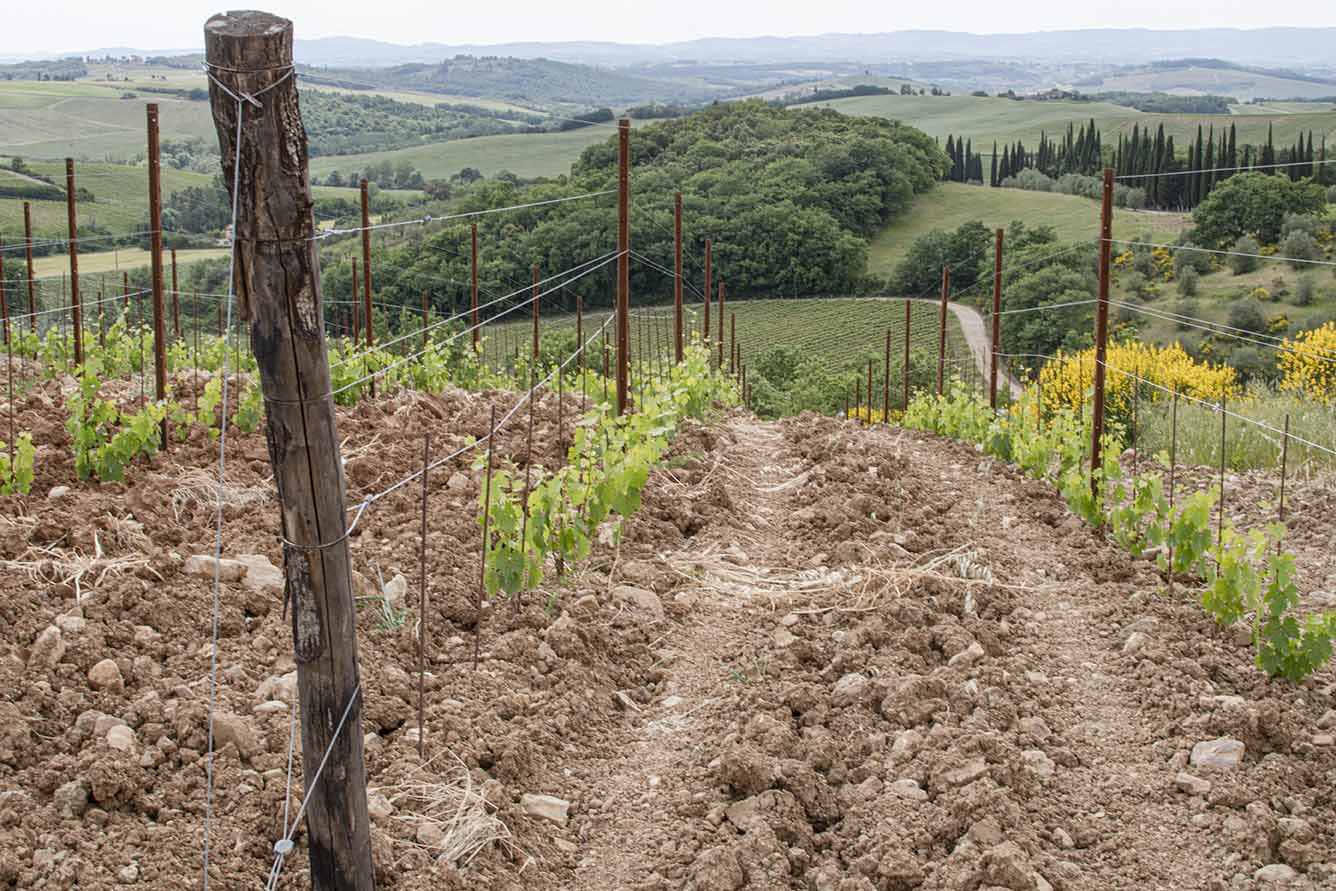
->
(7, 1), (1336, 56)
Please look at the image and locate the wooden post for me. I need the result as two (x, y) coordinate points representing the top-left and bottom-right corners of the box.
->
(350, 258), (359, 342)
(205, 12), (375, 889)
(865, 359), (873, 424)
(1090, 167), (1114, 499)
(0, 242), (8, 345)
(359, 179), (374, 397)
(673, 191), (683, 363)
(730, 312), (736, 375)
(936, 266), (950, 397)
(470, 222), (479, 352)
(422, 289), (429, 351)
(147, 103), (169, 447)
(903, 299), (911, 408)
(65, 158), (83, 368)
(717, 281), (726, 368)
(883, 328), (891, 422)
(703, 238), (712, 342)
(531, 263), (540, 359)
(615, 118), (630, 416)
(23, 203), (37, 332)
(989, 227), (1003, 409)
(171, 248), (181, 339)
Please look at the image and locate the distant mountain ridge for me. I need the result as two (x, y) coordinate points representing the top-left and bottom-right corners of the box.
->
(9, 27), (1336, 69)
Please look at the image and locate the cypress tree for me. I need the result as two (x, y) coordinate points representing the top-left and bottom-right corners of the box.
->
(990, 141), (998, 186)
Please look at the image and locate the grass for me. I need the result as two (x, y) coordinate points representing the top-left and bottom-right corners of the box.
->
(483, 297), (969, 373)
(308, 126), (620, 182)
(815, 92), (1336, 152)
(30, 246), (231, 278)
(0, 157), (421, 248)
(0, 80), (218, 162)
(867, 182), (1190, 279)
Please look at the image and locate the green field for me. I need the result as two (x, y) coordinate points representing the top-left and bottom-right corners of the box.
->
(814, 92), (1336, 151)
(309, 126), (619, 181)
(1088, 65), (1336, 102)
(0, 80), (218, 162)
(0, 157), (420, 245)
(866, 182), (1191, 279)
(484, 297), (969, 374)
(29, 246), (230, 278)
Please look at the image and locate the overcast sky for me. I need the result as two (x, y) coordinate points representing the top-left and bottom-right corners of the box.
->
(8, 1), (1336, 55)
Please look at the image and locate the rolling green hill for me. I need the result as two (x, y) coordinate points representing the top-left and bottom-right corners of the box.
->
(308, 126), (623, 181)
(815, 92), (1336, 153)
(866, 182), (1190, 279)
(1084, 61), (1336, 102)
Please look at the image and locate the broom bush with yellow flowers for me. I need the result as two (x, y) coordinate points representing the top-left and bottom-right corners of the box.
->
(1038, 340), (1237, 421)
(1277, 321), (1336, 404)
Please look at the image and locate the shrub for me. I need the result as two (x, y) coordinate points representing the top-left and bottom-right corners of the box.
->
(1039, 340), (1237, 420)
(1327, 184), (1336, 204)
(1277, 321), (1336, 403)
(1229, 236), (1261, 275)
(1002, 168), (1055, 192)
(1177, 266), (1200, 297)
(1280, 231), (1319, 269)
(1295, 275), (1317, 306)
(1228, 299), (1267, 334)
(1280, 213), (1322, 240)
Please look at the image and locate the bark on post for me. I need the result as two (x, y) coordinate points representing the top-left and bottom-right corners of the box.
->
(615, 118), (630, 416)
(470, 222), (479, 352)
(147, 104), (169, 447)
(359, 179), (374, 398)
(531, 263), (540, 359)
(1090, 168), (1114, 499)
(204, 12), (375, 889)
(65, 159), (82, 368)
(673, 191), (683, 363)
(936, 266), (950, 397)
(717, 281), (726, 369)
(23, 203), (37, 332)
(703, 238), (712, 342)
(171, 248), (181, 339)
(989, 228), (1003, 409)
(902, 299), (911, 409)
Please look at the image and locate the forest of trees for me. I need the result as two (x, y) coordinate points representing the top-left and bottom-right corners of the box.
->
(946, 116), (1335, 210)
(308, 102), (948, 319)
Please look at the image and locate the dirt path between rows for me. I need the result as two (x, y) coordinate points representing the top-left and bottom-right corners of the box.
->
(567, 413), (1334, 890)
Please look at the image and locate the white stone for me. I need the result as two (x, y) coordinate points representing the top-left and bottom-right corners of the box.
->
(937, 758), (989, 789)
(949, 641), (986, 667)
(831, 673), (869, 708)
(416, 821), (445, 847)
(888, 779), (928, 801)
(118, 863), (139, 883)
(47, 485), (70, 499)
(1122, 632), (1148, 656)
(236, 554), (284, 595)
(1254, 864), (1299, 884)
(367, 791), (395, 821)
(772, 627), (797, 648)
(380, 573), (408, 606)
(1176, 772), (1212, 796)
(446, 472), (469, 491)
(55, 614), (86, 634)
(183, 554), (247, 582)
(28, 626), (65, 669)
(87, 659), (124, 692)
(1190, 738), (1246, 771)
(521, 793), (570, 825)
(1020, 749), (1055, 781)
(212, 712), (260, 760)
(105, 725), (137, 753)
(610, 585), (664, 621)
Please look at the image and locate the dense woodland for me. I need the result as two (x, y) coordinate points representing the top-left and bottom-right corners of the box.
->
(300, 102), (947, 317)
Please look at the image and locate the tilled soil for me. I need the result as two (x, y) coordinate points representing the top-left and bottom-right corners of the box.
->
(2, 391), (1335, 890)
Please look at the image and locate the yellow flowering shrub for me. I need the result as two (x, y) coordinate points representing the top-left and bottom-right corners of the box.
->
(1251, 287), (1272, 302)
(1039, 340), (1238, 418)
(1277, 322), (1336, 404)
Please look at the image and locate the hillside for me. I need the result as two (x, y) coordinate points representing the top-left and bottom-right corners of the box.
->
(814, 92), (1336, 150)
(867, 182), (1189, 279)
(301, 56), (718, 109)
(1082, 60), (1336, 101)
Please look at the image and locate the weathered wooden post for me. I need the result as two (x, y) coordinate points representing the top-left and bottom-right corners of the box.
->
(205, 11), (375, 889)
(1090, 167), (1114, 499)
(936, 266), (950, 397)
(147, 103), (169, 447)
(65, 159), (83, 368)
(23, 203), (37, 332)
(616, 118), (630, 415)
(673, 192), (683, 363)
(989, 228), (1003, 409)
